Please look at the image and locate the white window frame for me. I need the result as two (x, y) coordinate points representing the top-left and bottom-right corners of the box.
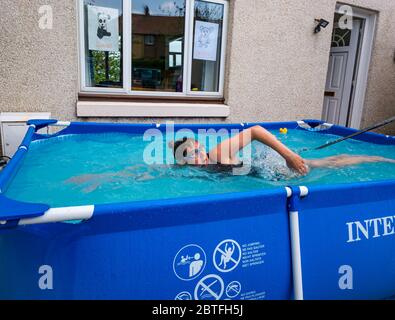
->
(78, 0), (229, 98)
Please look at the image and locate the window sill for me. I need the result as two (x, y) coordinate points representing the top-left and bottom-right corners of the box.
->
(76, 101), (230, 118)
(78, 93), (225, 104)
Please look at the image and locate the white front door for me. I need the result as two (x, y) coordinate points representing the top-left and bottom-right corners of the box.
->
(323, 17), (362, 126)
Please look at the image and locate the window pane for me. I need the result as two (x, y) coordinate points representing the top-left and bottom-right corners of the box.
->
(83, 0), (123, 88)
(132, 0), (186, 92)
(191, 0), (224, 92)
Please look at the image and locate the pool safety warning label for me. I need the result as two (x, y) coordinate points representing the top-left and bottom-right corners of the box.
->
(240, 290), (266, 300)
(175, 291), (192, 300)
(213, 240), (242, 273)
(194, 274), (224, 300)
(241, 242), (266, 268)
(173, 239), (267, 300)
(173, 244), (206, 281)
(226, 281), (242, 298)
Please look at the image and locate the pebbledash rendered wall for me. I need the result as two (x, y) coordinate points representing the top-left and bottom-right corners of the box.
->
(0, 0), (394, 132)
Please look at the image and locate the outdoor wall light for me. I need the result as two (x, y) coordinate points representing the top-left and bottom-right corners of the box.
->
(314, 18), (330, 33)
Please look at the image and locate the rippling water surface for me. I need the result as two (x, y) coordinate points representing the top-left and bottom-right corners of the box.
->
(5, 130), (395, 207)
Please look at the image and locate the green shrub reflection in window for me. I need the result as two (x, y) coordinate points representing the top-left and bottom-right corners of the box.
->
(90, 49), (122, 87)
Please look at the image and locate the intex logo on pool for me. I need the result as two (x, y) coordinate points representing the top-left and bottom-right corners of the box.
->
(346, 215), (395, 243)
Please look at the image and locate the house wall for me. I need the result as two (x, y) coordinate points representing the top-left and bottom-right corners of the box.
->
(225, 0), (395, 133)
(0, 0), (394, 134)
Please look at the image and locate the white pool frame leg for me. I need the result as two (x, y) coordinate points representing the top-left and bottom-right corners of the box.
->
(290, 209), (303, 300)
(286, 186), (308, 300)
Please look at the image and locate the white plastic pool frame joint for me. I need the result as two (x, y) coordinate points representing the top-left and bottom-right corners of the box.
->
(53, 121), (71, 127)
(18, 205), (94, 226)
(29, 121), (71, 130)
(297, 121), (334, 131)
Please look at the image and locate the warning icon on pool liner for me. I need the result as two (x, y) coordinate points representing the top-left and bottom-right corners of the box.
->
(213, 239), (241, 273)
(175, 291), (192, 300)
(226, 281), (242, 298)
(194, 274), (225, 300)
(173, 244), (206, 281)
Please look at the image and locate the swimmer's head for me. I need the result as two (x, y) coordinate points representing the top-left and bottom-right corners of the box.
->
(169, 137), (208, 165)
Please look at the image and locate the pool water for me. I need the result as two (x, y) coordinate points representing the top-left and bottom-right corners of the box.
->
(5, 130), (395, 207)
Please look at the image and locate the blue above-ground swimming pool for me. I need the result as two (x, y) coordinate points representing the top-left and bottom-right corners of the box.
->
(0, 119), (395, 300)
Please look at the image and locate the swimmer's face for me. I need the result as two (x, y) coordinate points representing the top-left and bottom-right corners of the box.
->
(184, 141), (208, 165)
(174, 139), (207, 165)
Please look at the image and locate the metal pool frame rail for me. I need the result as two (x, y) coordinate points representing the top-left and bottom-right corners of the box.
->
(0, 119), (395, 300)
(0, 120), (93, 228)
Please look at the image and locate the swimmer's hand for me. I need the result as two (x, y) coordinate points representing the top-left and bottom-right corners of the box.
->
(284, 152), (308, 175)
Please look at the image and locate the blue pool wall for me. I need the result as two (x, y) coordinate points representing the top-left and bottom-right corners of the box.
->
(0, 189), (292, 300)
(296, 180), (395, 300)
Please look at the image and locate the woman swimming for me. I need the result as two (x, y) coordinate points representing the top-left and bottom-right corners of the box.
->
(169, 125), (395, 175)
(170, 125), (308, 174)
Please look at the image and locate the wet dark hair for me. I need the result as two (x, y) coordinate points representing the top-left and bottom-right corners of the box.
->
(173, 137), (189, 158)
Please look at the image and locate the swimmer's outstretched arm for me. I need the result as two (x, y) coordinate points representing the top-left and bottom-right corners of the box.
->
(306, 155), (395, 169)
(209, 125), (307, 174)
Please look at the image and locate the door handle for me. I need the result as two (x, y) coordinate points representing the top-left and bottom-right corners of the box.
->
(324, 91), (335, 97)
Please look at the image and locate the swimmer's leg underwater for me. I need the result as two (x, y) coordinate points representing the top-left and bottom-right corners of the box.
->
(305, 155), (395, 170)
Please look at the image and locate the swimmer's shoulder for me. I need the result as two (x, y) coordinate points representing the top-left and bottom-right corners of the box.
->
(207, 154), (243, 166)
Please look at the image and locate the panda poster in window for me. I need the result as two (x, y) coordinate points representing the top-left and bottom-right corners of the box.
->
(88, 5), (119, 52)
(193, 21), (219, 62)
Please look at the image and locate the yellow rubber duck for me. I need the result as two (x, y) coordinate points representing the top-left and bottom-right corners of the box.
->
(279, 128), (288, 134)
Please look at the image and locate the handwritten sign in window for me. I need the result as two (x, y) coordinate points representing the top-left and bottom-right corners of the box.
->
(193, 20), (219, 62)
